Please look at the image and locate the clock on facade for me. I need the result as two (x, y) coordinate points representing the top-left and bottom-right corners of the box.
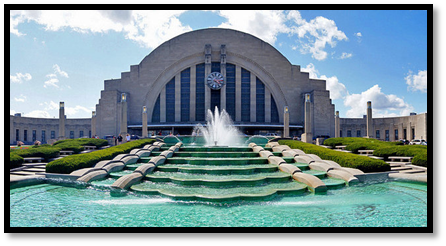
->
(206, 72), (225, 90)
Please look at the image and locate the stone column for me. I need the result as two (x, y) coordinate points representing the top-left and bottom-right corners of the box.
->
(175, 74), (181, 122)
(283, 106), (289, 138)
(335, 111), (340, 138)
(235, 65), (242, 122)
(58, 102), (65, 140)
(190, 65), (196, 121)
(265, 88), (271, 123)
(120, 93), (128, 143)
(142, 106), (148, 138)
(250, 74), (256, 122)
(91, 111), (96, 138)
(366, 101), (373, 138)
(204, 44), (212, 112)
(160, 87), (166, 122)
(220, 45), (227, 111)
(302, 94), (313, 143)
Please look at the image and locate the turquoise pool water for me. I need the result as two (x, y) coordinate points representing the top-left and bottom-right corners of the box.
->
(10, 180), (427, 227)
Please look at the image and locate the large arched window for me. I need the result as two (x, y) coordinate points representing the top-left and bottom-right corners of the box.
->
(151, 63), (280, 124)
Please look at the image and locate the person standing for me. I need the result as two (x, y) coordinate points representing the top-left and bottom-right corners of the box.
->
(126, 134), (131, 142)
(117, 134), (123, 145)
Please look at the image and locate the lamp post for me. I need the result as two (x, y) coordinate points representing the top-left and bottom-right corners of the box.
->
(142, 106), (148, 138)
(302, 94), (313, 143)
(58, 102), (65, 140)
(283, 106), (289, 138)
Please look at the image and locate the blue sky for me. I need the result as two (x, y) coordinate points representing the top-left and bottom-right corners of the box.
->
(9, 9), (428, 119)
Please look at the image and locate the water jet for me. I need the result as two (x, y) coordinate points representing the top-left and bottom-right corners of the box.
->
(193, 106), (243, 146)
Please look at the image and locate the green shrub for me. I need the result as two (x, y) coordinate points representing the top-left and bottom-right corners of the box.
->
(324, 137), (427, 167)
(52, 138), (108, 154)
(10, 153), (24, 169)
(373, 145), (427, 167)
(53, 138), (108, 148)
(46, 139), (155, 174)
(12, 147), (61, 161)
(412, 154), (428, 167)
(279, 140), (391, 173)
(52, 142), (84, 153)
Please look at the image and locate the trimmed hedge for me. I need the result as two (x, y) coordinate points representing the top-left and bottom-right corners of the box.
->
(46, 139), (156, 174)
(279, 140), (391, 173)
(9, 138), (111, 170)
(324, 137), (401, 153)
(324, 137), (428, 167)
(12, 147), (61, 161)
(373, 145), (428, 167)
(54, 138), (108, 148)
(10, 153), (24, 169)
(52, 138), (109, 153)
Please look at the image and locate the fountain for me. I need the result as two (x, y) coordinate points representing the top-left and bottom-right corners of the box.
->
(162, 135), (182, 144)
(193, 106), (243, 146)
(244, 135), (270, 145)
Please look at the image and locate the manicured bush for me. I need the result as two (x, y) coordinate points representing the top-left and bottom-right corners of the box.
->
(412, 154), (428, 167)
(324, 137), (427, 167)
(53, 138), (108, 148)
(10, 153), (24, 169)
(51, 142), (84, 153)
(46, 139), (156, 174)
(52, 138), (108, 153)
(9, 138), (107, 166)
(279, 140), (391, 173)
(12, 147), (61, 161)
(324, 137), (400, 149)
(373, 145), (427, 167)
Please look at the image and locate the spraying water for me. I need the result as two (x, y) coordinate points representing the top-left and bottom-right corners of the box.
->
(193, 106), (243, 146)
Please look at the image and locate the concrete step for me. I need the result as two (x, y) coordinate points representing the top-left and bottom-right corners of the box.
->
(398, 169), (426, 174)
(10, 171), (39, 176)
(389, 163), (406, 167)
(22, 168), (46, 172)
(391, 166), (413, 171)
(387, 161), (412, 165)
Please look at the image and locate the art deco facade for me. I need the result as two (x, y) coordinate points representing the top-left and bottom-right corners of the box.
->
(93, 28), (335, 137)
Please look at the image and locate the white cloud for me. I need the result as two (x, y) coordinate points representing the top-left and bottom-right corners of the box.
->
(53, 64), (69, 78)
(24, 110), (52, 118)
(215, 10), (348, 60)
(354, 32), (362, 43)
(65, 105), (92, 117)
(43, 64), (69, 88)
(405, 70), (427, 93)
(42, 100), (59, 111)
(14, 94), (26, 102)
(125, 10), (192, 49)
(301, 63), (319, 79)
(302, 64), (413, 117)
(10, 72), (32, 83)
(10, 11), (26, 36)
(320, 75), (348, 100)
(343, 84), (414, 118)
(10, 10), (192, 50)
(44, 77), (59, 88)
(216, 10), (289, 45)
(339, 52), (352, 59)
(287, 12), (348, 60)
(301, 63), (348, 100)
(10, 10), (347, 60)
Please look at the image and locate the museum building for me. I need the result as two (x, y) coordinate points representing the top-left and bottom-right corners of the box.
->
(9, 28), (427, 145)
(93, 28), (334, 138)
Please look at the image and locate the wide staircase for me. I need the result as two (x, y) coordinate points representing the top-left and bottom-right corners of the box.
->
(90, 142), (356, 202)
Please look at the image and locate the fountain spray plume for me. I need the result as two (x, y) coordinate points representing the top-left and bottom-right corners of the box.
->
(193, 106), (243, 146)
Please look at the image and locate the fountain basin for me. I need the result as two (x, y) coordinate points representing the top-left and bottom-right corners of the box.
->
(130, 180), (308, 202)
